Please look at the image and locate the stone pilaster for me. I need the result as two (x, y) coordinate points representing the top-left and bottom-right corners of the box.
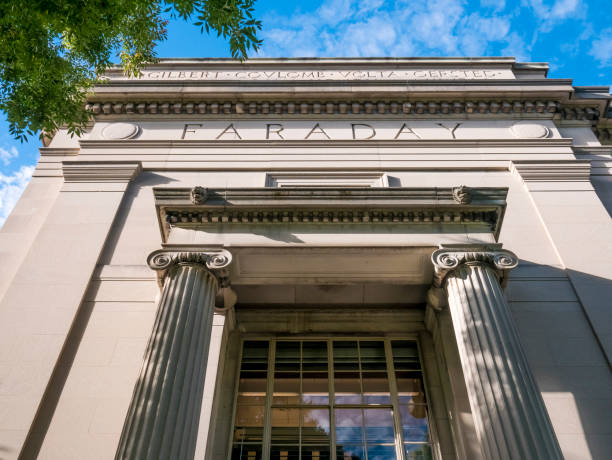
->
(431, 245), (562, 460)
(115, 249), (232, 460)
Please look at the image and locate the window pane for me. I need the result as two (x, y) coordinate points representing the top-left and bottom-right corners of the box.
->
(302, 408), (331, 444)
(336, 445), (365, 460)
(391, 341), (420, 371)
(232, 445), (262, 460)
(303, 371), (329, 404)
(233, 405), (265, 442)
(270, 446), (299, 460)
(303, 341), (328, 371)
(242, 341), (269, 371)
(399, 405), (429, 442)
(359, 341), (387, 371)
(362, 372), (390, 404)
(333, 341), (359, 371)
(233, 339), (434, 460)
(404, 444), (432, 460)
(271, 408), (300, 443)
(335, 408), (364, 444)
(366, 444), (397, 460)
(395, 371), (426, 405)
(364, 408), (395, 443)
(273, 372), (300, 405)
(334, 371), (361, 404)
(276, 342), (300, 371)
(238, 371), (268, 405)
(302, 446), (331, 460)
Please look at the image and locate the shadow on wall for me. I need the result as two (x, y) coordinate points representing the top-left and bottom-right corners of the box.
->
(8, 195), (612, 459)
(15, 173), (175, 459)
(507, 260), (612, 460)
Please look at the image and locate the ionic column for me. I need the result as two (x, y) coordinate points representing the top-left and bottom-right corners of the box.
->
(115, 249), (232, 460)
(430, 246), (562, 460)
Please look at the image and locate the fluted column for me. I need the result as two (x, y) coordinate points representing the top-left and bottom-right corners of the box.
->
(116, 249), (232, 460)
(430, 245), (562, 460)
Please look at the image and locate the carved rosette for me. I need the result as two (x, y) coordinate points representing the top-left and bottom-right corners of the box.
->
(147, 249), (232, 286)
(431, 245), (518, 288)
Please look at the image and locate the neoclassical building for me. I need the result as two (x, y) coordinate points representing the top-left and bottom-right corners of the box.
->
(0, 58), (611, 460)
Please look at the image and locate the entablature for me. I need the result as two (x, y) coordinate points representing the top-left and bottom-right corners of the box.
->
(153, 186), (508, 242)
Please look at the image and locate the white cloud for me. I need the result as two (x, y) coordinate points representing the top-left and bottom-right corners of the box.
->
(0, 146), (18, 165)
(589, 28), (612, 67)
(258, 0), (531, 59)
(0, 165), (34, 228)
(525, 0), (585, 32)
(480, 0), (506, 9)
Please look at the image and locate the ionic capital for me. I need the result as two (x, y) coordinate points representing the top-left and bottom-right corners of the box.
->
(147, 248), (233, 287)
(431, 244), (518, 288)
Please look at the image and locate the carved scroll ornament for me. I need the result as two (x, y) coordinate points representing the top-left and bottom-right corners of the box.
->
(431, 245), (518, 288)
(147, 249), (232, 286)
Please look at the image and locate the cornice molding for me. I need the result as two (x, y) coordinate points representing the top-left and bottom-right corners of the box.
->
(153, 186), (508, 242)
(39, 147), (79, 157)
(62, 161), (142, 182)
(512, 160), (591, 182)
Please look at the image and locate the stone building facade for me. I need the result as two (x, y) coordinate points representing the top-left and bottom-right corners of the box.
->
(0, 58), (611, 459)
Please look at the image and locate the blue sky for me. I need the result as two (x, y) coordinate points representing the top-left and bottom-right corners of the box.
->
(0, 0), (611, 226)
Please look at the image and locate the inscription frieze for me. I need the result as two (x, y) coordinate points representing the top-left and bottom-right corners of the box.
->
(92, 120), (556, 142)
(107, 68), (515, 81)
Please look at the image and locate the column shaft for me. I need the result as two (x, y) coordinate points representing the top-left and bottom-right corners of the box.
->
(445, 263), (562, 460)
(116, 263), (218, 460)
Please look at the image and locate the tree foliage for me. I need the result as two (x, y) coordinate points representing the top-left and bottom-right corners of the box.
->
(0, 0), (262, 140)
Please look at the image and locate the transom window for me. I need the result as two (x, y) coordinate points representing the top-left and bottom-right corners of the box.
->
(231, 339), (432, 460)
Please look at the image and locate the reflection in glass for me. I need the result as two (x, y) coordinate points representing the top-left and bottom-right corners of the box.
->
(302, 408), (331, 443)
(238, 371), (267, 405)
(364, 409), (395, 443)
(271, 408), (300, 443)
(334, 372), (361, 404)
(335, 408), (363, 444)
(395, 371), (426, 405)
(233, 340), (433, 459)
(273, 372), (300, 405)
(336, 444), (364, 460)
(233, 341), (268, 456)
(302, 372), (329, 404)
(404, 443), (432, 460)
(234, 405), (265, 442)
(399, 405), (429, 442)
(362, 372), (390, 404)
(366, 444), (397, 460)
